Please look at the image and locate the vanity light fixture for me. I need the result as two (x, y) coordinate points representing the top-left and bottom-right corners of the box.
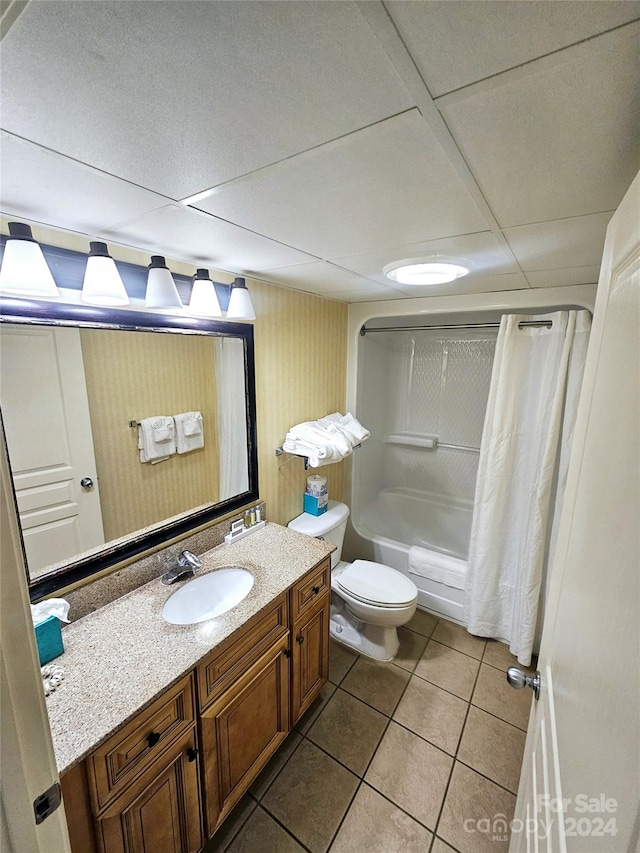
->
(81, 241), (130, 306)
(383, 258), (470, 286)
(188, 268), (222, 318)
(0, 222), (59, 298)
(226, 277), (256, 321)
(145, 255), (183, 309)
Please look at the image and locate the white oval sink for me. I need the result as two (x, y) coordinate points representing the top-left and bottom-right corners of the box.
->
(162, 567), (254, 625)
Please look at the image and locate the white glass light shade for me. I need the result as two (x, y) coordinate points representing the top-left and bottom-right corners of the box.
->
(188, 269), (222, 317)
(384, 261), (469, 286)
(145, 256), (183, 309)
(0, 223), (59, 298)
(226, 277), (255, 321)
(81, 243), (129, 306)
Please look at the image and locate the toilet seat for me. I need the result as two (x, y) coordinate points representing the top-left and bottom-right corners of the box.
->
(336, 559), (417, 609)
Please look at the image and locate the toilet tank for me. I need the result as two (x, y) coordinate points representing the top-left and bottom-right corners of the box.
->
(287, 500), (350, 568)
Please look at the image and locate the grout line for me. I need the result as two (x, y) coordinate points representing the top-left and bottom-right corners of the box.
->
(425, 635), (487, 663)
(251, 731), (305, 803)
(214, 796), (258, 853)
(454, 758), (520, 798)
(254, 801), (314, 853)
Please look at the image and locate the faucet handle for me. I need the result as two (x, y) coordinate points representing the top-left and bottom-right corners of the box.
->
(177, 550), (202, 570)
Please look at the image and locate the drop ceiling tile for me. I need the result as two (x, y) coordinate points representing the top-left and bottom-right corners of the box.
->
(195, 110), (487, 257)
(102, 204), (316, 272)
(0, 133), (170, 234)
(258, 261), (379, 295)
(0, 1), (414, 199)
(504, 212), (613, 271)
(526, 266), (601, 288)
(439, 24), (640, 226)
(328, 286), (410, 303)
(386, 0), (640, 97)
(378, 273), (526, 299)
(331, 231), (516, 286)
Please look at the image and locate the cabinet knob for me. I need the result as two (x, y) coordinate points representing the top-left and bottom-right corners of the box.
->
(146, 731), (161, 748)
(187, 747), (199, 763)
(312, 586), (320, 595)
(296, 635), (304, 644)
(284, 649), (291, 658)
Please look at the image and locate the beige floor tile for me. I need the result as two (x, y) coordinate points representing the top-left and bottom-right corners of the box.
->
(406, 608), (438, 637)
(472, 664), (532, 731)
(226, 805), (304, 853)
(365, 722), (453, 830)
(394, 626), (429, 672)
(341, 657), (410, 716)
(432, 620), (487, 660)
(438, 763), (516, 853)
(307, 688), (387, 776)
(329, 640), (359, 685)
(295, 681), (336, 734)
(483, 640), (536, 675)
(415, 641), (480, 700)
(250, 731), (302, 799)
(432, 838), (459, 853)
(203, 794), (256, 853)
(457, 706), (526, 794)
(393, 675), (468, 755)
(262, 739), (358, 853)
(331, 783), (433, 853)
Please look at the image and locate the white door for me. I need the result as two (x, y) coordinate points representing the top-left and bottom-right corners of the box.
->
(0, 324), (104, 577)
(511, 174), (639, 851)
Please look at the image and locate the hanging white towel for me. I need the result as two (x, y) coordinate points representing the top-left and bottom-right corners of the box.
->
(408, 546), (466, 590)
(174, 411), (204, 454)
(138, 416), (176, 464)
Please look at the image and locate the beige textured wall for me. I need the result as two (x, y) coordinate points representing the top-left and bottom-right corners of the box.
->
(249, 281), (348, 526)
(80, 330), (219, 540)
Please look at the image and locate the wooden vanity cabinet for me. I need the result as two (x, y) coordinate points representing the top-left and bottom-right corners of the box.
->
(61, 555), (331, 853)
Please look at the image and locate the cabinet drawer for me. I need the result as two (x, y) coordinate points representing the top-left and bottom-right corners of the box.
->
(88, 673), (195, 813)
(197, 593), (288, 712)
(290, 558), (331, 623)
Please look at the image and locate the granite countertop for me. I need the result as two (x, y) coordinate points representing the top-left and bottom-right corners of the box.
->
(46, 523), (333, 776)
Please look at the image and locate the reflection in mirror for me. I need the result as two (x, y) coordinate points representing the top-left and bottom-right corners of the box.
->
(0, 323), (250, 584)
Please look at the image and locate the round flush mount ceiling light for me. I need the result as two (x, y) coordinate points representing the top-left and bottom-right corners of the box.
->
(383, 258), (470, 286)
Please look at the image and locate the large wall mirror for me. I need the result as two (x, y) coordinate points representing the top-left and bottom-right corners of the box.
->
(0, 297), (258, 601)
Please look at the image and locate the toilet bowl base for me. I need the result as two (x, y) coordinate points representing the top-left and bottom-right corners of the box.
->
(330, 601), (400, 661)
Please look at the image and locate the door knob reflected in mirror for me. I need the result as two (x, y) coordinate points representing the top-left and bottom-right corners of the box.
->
(80, 477), (94, 489)
(507, 666), (541, 700)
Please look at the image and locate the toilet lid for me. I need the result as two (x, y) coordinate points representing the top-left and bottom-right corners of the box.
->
(337, 560), (417, 607)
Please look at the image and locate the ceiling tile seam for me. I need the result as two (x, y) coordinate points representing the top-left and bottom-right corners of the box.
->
(179, 107), (418, 204)
(323, 228), (494, 263)
(502, 210), (617, 232)
(432, 18), (640, 107)
(0, 128), (181, 207)
(0, 0), (28, 40)
(357, 0), (532, 289)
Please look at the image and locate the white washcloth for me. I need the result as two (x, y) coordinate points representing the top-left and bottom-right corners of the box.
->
(319, 412), (370, 445)
(408, 545), (466, 590)
(138, 416), (176, 464)
(174, 411), (204, 454)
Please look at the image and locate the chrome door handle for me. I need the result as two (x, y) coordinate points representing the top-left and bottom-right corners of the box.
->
(80, 477), (94, 489)
(507, 666), (541, 701)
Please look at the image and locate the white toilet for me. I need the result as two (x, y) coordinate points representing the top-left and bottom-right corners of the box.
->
(288, 501), (418, 661)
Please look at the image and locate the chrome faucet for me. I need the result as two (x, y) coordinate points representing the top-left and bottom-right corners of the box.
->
(161, 550), (203, 585)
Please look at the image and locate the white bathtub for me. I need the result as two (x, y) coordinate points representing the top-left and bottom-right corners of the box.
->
(352, 488), (472, 623)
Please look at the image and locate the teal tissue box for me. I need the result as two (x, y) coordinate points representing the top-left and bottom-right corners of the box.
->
(303, 492), (328, 516)
(34, 615), (64, 666)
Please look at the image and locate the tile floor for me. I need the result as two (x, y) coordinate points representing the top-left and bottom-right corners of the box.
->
(205, 611), (534, 853)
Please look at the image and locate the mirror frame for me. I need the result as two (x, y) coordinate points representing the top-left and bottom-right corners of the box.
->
(0, 295), (259, 601)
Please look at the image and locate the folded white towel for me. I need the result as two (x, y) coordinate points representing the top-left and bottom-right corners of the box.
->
(408, 545), (466, 590)
(139, 416), (176, 464)
(282, 412), (370, 467)
(321, 412), (370, 445)
(174, 411), (204, 454)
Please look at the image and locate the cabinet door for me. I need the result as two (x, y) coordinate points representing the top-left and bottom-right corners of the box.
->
(95, 729), (202, 853)
(291, 592), (330, 725)
(201, 634), (290, 837)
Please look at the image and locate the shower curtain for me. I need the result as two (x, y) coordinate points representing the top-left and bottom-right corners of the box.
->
(464, 310), (591, 665)
(215, 338), (249, 501)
